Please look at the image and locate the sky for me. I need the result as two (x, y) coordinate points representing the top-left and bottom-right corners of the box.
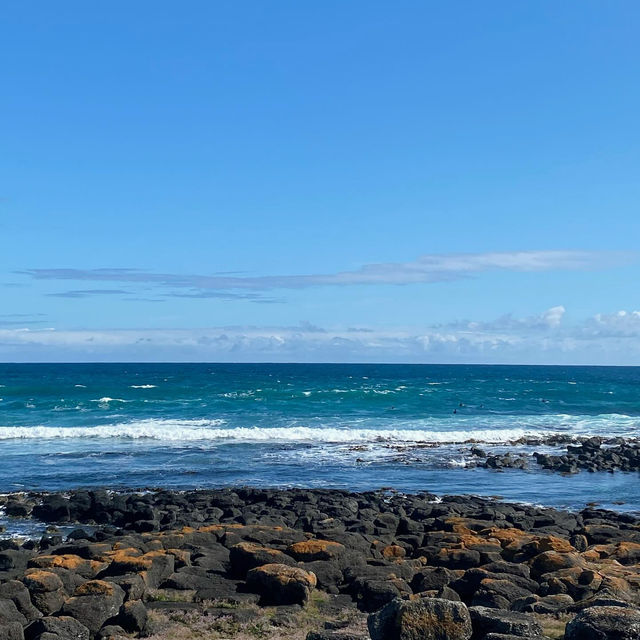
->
(1, 1), (639, 364)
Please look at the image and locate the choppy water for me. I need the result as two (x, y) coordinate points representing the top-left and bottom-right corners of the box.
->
(0, 363), (639, 511)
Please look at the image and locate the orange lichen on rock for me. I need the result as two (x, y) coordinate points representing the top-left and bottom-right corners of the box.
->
(28, 554), (107, 576)
(534, 535), (575, 553)
(74, 580), (116, 597)
(287, 539), (346, 561)
(382, 544), (407, 559)
(22, 569), (65, 592)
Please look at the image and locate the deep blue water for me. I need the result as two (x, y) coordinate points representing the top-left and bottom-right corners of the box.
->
(0, 363), (639, 512)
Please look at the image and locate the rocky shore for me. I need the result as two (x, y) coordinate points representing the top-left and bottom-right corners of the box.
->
(465, 436), (640, 474)
(0, 487), (639, 639)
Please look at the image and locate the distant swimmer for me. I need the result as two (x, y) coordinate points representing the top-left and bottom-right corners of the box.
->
(453, 408), (457, 414)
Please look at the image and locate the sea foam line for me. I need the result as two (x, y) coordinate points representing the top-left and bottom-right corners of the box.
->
(0, 421), (550, 443)
(0, 414), (636, 443)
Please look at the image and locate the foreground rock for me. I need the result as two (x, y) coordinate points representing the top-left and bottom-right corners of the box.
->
(246, 563), (317, 605)
(564, 605), (640, 639)
(368, 597), (472, 640)
(0, 487), (638, 638)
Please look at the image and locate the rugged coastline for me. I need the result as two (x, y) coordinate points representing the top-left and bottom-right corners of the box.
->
(0, 487), (639, 639)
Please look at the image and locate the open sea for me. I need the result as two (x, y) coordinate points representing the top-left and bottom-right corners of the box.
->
(1, 363), (639, 513)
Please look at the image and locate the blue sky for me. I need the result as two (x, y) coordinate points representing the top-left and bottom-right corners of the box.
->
(1, 1), (639, 363)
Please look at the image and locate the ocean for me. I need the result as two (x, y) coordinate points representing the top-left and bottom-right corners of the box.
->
(1, 363), (639, 512)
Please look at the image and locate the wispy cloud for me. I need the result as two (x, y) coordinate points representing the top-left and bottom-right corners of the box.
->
(46, 289), (130, 299)
(166, 290), (285, 303)
(18, 250), (630, 294)
(0, 313), (48, 327)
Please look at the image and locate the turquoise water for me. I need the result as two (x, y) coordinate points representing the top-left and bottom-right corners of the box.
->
(0, 363), (639, 510)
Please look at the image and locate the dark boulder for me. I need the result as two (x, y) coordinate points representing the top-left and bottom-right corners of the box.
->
(565, 605), (640, 640)
(117, 599), (148, 634)
(24, 616), (90, 640)
(469, 606), (543, 638)
(246, 563), (317, 605)
(368, 597), (472, 640)
(61, 580), (125, 635)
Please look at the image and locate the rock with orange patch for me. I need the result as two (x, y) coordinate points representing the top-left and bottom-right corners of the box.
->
(435, 548), (481, 569)
(167, 548), (191, 568)
(21, 570), (66, 615)
(22, 569), (64, 594)
(382, 545), (407, 560)
(530, 551), (585, 578)
(230, 542), (296, 576)
(482, 528), (530, 546)
(287, 539), (346, 562)
(445, 518), (475, 536)
(457, 534), (502, 554)
(581, 549), (602, 563)
(104, 550), (174, 589)
(73, 580), (117, 597)
(612, 542), (640, 565)
(534, 536), (575, 554)
(28, 554), (107, 578)
(62, 580), (125, 634)
(246, 563), (316, 605)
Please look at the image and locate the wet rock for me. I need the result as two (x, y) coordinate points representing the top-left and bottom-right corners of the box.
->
(368, 597), (472, 640)
(33, 496), (71, 523)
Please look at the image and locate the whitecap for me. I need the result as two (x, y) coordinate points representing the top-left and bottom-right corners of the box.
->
(129, 385), (157, 389)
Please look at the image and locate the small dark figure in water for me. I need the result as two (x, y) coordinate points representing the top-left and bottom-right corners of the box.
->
(453, 408), (457, 414)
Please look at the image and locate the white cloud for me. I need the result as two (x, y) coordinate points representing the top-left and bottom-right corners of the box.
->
(2, 307), (640, 364)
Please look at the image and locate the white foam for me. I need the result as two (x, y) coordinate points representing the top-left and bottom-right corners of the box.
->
(0, 414), (636, 443)
(91, 397), (129, 403)
(0, 420), (548, 443)
(130, 385), (157, 389)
